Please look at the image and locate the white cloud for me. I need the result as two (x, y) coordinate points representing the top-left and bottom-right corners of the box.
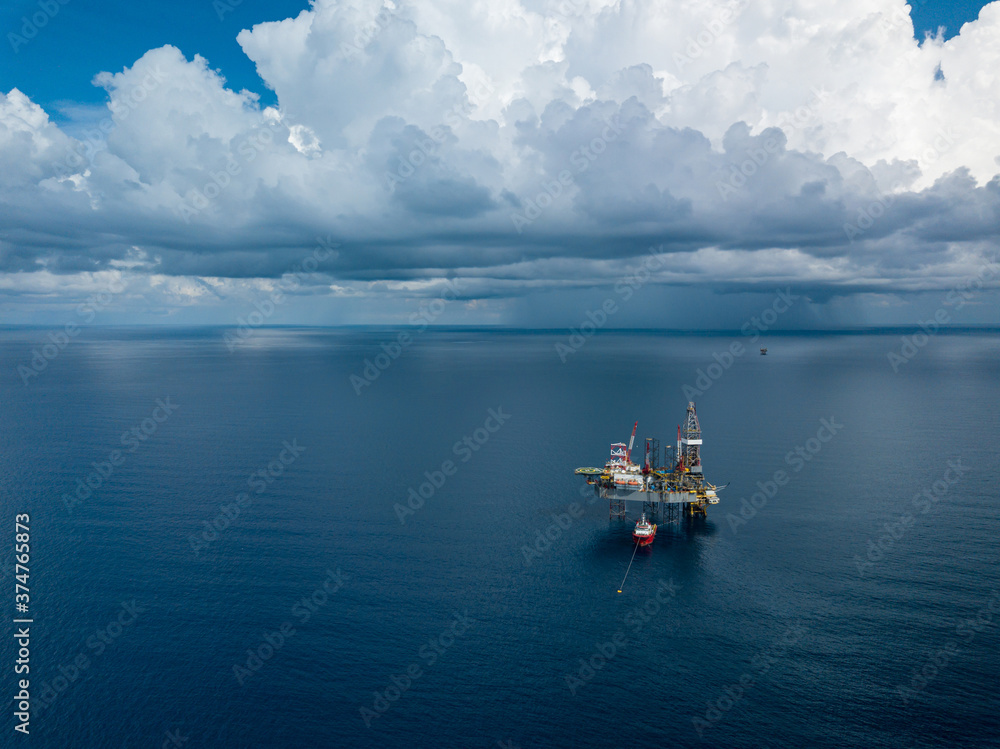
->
(1, 0), (1000, 324)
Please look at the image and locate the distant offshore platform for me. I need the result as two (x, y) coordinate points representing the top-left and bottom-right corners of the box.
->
(575, 402), (725, 522)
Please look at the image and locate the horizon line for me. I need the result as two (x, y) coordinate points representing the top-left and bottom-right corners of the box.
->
(2, 324), (999, 334)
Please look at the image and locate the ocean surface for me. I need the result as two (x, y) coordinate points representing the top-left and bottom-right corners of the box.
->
(1, 327), (998, 749)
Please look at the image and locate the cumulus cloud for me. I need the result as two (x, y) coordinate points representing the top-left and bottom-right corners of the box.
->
(1, 0), (1000, 323)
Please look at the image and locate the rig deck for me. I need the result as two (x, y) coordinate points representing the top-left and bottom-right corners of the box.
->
(575, 401), (724, 520)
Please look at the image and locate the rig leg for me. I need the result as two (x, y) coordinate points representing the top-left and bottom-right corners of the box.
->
(643, 496), (656, 521)
(605, 486), (626, 520)
(609, 496), (626, 520)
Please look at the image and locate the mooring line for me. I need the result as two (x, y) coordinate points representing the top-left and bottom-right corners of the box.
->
(618, 541), (640, 593)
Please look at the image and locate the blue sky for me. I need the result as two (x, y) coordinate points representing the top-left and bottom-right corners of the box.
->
(909, 0), (996, 37)
(1, 0), (999, 327)
(2, 1), (308, 113)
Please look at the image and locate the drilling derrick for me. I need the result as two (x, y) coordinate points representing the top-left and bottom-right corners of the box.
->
(681, 401), (703, 477)
(643, 438), (660, 474)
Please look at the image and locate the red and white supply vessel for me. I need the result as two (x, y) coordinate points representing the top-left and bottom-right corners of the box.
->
(632, 513), (657, 546)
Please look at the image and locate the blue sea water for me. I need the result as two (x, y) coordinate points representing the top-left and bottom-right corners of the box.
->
(1, 327), (998, 749)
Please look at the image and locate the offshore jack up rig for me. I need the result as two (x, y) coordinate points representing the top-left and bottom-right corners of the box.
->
(575, 401), (726, 523)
